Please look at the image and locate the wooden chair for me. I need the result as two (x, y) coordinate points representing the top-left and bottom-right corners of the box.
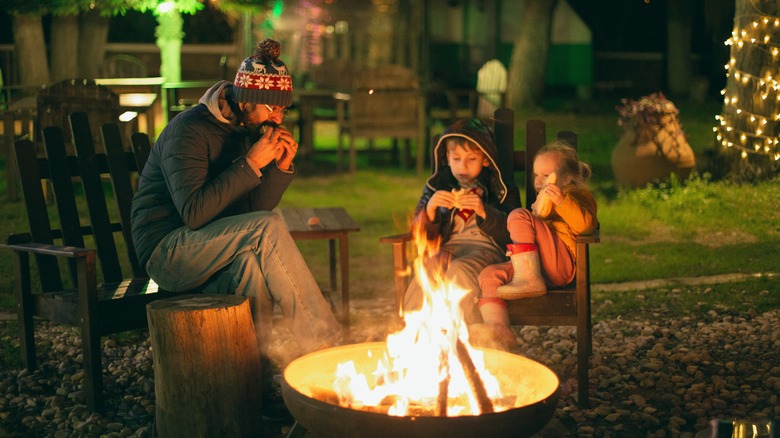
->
(1, 111), (178, 413)
(308, 58), (358, 92)
(380, 108), (599, 408)
(337, 65), (426, 173)
(36, 79), (120, 154)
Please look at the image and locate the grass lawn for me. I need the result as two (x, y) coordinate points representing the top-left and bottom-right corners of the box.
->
(0, 97), (778, 315)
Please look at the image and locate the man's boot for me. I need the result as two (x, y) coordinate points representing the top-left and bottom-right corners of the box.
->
(496, 243), (547, 300)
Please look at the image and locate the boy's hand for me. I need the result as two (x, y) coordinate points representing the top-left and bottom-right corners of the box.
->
(426, 190), (456, 221)
(454, 190), (486, 219)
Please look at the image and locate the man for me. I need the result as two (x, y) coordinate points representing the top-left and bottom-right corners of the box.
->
(131, 39), (342, 418)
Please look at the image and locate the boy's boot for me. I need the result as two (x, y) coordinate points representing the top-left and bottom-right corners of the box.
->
(470, 298), (517, 351)
(496, 243), (547, 300)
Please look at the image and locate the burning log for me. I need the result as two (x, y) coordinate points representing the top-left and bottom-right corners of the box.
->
(436, 345), (450, 416)
(309, 387), (341, 406)
(455, 338), (494, 414)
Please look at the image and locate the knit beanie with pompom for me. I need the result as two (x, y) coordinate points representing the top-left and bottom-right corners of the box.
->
(233, 38), (293, 107)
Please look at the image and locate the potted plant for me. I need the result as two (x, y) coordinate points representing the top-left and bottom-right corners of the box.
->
(611, 92), (696, 188)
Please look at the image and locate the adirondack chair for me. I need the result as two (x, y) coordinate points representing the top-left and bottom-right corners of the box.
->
(379, 108), (599, 408)
(336, 65), (426, 173)
(1, 111), (178, 413)
(36, 79), (120, 154)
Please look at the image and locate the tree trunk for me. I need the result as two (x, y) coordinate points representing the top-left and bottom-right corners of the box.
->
(507, 0), (558, 110)
(50, 15), (80, 82)
(716, 0), (780, 180)
(367, 2), (395, 67)
(156, 8), (184, 82)
(667, 0), (694, 98)
(78, 11), (110, 79)
(147, 294), (263, 438)
(12, 14), (50, 87)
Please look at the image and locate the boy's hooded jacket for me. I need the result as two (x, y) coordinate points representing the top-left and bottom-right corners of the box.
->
(131, 81), (294, 268)
(415, 118), (521, 249)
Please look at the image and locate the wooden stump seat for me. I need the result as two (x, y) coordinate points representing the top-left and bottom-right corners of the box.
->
(147, 294), (263, 437)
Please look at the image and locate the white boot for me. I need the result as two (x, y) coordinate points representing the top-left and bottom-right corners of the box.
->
(496, 243), (547, 300)
(471, 298), (517, 350)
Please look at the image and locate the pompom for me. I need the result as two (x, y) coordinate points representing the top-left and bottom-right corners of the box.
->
(256, 38), (281, 62)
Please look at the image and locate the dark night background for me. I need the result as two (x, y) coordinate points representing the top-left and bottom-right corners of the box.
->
(0, 1), (735, 94)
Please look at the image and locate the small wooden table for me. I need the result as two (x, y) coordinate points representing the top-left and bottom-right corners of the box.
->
(277, 207), (360, 328)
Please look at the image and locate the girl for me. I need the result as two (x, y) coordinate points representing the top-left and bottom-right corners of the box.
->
(473, 140), (598, 350)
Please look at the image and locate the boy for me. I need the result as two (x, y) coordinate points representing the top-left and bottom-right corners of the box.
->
(402, 118), (521, 323)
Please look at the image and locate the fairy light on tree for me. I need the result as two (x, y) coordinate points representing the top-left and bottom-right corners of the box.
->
(715, 0), (780, 178)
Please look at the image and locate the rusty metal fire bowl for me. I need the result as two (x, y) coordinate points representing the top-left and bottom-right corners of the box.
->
(281, 342), (560, 438)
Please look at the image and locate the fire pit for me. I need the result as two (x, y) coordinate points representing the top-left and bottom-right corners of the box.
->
(281, 341), (560, 438)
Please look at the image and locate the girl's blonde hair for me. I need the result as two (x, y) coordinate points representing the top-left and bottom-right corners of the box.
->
(537, 140), (592, 185)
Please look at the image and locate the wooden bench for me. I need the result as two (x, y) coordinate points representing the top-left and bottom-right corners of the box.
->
(380, 108), (599, 408)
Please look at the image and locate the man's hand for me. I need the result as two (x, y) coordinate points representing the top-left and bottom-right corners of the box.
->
(247, 127), (282, 169)
(274, 127), (298, 171)
(246, 126), (298, 171)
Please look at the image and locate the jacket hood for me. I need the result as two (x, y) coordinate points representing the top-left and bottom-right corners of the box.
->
(199, 80), (240, 124)
(426, 118), (509, 202)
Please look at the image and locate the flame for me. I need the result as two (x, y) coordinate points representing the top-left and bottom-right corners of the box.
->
(333, 218), (506, 416)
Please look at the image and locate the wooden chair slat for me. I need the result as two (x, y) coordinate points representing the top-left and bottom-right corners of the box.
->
(69, 112), (124, 283)
(130, 132), (151, 171)
(13, 138), (63, 292)
(101, 122), (145, 278)
(42, 126), (90, 288)
(42, 126), (86, 250)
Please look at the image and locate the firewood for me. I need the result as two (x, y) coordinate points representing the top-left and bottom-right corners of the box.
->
(455, 338), (494, 414)
(309, 386), (341, 406)
(436, 345), (450, 416)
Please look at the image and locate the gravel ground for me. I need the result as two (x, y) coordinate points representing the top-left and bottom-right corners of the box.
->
(1, 294), (778, 437)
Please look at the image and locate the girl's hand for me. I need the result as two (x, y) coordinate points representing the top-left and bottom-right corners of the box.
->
(543, 184), (565, 205)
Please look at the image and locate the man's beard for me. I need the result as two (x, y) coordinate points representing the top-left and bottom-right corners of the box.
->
(238, 105), (279, 135)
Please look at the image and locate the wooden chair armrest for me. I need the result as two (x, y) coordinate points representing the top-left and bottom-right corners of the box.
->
(576, 230), (600, 245)
(1, 242), (95, 259)
(379, 232), (412, 244)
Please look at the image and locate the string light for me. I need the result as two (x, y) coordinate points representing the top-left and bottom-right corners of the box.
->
(716, 8), (780, 161)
